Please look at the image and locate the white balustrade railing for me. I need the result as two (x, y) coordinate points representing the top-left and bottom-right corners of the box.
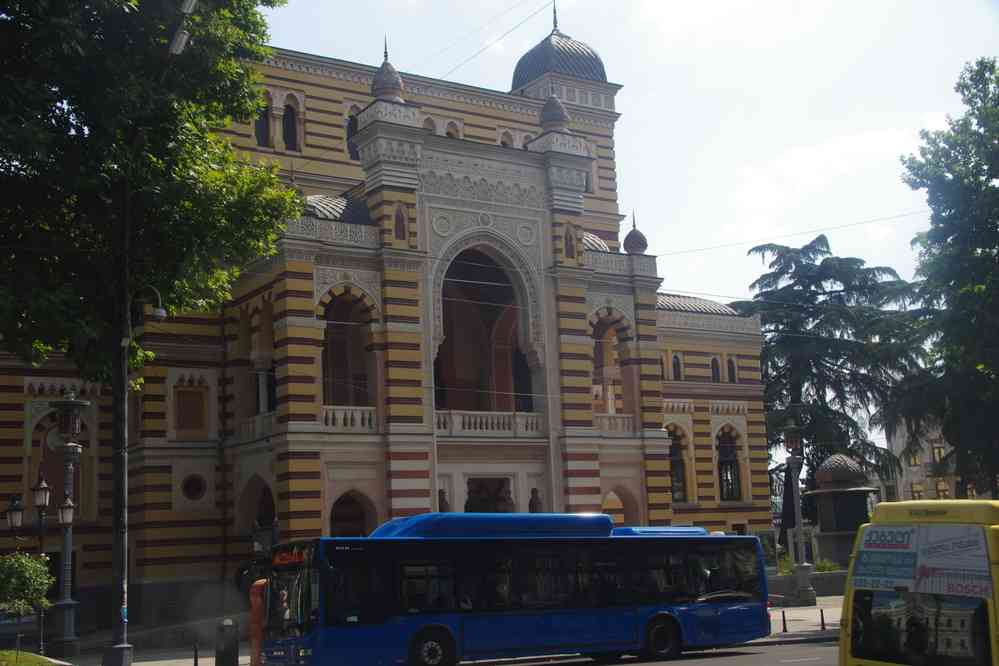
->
(435, 410), (545, 438)
(321, 405), (378, 433)
(238, 412), (275, 442)
(594, 413), (637, 435)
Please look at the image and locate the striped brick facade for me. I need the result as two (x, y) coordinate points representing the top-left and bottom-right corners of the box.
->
(0, 27), (775, 634)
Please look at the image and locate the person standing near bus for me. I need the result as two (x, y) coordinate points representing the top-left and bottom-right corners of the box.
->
(249, 579), (268, 666)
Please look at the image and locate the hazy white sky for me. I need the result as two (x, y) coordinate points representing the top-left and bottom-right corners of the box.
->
(263, 0), (998, 303)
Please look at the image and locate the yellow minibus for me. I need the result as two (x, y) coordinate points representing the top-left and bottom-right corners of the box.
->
(840, 500), (998, 666)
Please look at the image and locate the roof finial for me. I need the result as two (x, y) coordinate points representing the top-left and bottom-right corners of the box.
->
(383, 35), (388, 61)
(632, 210), (637, 230)
(553, 0), (558, 31)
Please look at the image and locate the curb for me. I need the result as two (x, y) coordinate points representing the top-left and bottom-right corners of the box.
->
(748, 631), (840, 647)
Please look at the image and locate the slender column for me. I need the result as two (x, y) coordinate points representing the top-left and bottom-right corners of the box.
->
(53, 443), (81, 657)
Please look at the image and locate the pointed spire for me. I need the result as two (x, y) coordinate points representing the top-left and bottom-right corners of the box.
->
(632, 210), (636, 230)
(372, 35), (405, 102)
(553, 0), (558, 31)
(383, 35), (388, 61)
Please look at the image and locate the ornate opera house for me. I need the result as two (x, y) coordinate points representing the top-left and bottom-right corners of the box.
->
(0, 17), (771, 626)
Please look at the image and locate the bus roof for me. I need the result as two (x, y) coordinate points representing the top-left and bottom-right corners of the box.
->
(366, 513), (718, 539)
(871, 500), (999, 525)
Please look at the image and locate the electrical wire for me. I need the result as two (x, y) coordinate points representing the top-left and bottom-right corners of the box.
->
(414, 0), (539, 70)
(441, 1), (554, 79)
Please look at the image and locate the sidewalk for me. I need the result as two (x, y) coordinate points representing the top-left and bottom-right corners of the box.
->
(71, 599), (843, 665)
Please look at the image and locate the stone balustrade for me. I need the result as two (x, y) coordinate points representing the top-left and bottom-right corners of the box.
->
(435, 410), (545, 438)
(593, 412), (637, 435)
(321, 405), (378, 433)
(238, 412), (274, 442)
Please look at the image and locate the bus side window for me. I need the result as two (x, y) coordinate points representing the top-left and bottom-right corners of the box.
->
(401, 563), (455, 612)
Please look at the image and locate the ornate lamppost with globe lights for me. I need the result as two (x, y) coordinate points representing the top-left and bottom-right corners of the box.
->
(48, 391), (87, 658)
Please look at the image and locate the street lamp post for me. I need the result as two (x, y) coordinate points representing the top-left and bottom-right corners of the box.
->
(48, 391), (88, 658)
(784, 423), (816, 606)
(31, 477), (52, 656)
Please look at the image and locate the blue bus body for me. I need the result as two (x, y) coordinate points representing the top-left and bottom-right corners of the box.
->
(262, 513), (769, 666)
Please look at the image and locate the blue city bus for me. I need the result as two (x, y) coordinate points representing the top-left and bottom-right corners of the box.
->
(261, 513), (769, 665)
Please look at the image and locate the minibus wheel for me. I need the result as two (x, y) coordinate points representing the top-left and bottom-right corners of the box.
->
(644, 617), (680, 659)
(409, 628), (455, 666)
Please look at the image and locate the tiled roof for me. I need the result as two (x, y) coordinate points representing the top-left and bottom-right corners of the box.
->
(581, 231), (609, 252)
(512, 30), (607, 90)
(303, 194), (373, 225)
(656, 293), (739, 316)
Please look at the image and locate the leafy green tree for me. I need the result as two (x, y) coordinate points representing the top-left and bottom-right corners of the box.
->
(0, 553), (54, 619)
(732, 235), (919, 498)
(0, 0), (301, 648)
(0, 0), (301, 377)
(877, 57), (999, 497)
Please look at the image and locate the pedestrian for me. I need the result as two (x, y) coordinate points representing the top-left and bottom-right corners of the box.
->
(249, 579), (268, 666)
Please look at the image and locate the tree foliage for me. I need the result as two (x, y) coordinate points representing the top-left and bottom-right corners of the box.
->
(877, 57), (999, 497)
(732, 235), (920, 492)
(0, 0), (301, 379)
(0, 552), (54, 618)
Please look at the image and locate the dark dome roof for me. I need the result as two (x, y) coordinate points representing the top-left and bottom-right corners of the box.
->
(581, 231), (609, 252)
(816, 453), (868, 487)
(512, 29), (607, 91)
(371, 58), (404, 102)
(623, 227), (648, 254)
(540, 94), (571, 132)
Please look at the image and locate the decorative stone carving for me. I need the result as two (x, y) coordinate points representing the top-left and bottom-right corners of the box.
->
(313, 266), (382, 314)
(516, 223), (536, 246)
(585, 292), (636, 332)
(420, 171), (544, 209)
(357, 100), (420, 130)
(710, 400), (749, 415)
(432, 214), (453, 237)
(586, 251), (629, 275)
(383, 257), (424, 273)
(359, 137), (421, 168)
(432, 231), (544, 366)
(528, 132), (591, 157)
(286, 216), (381, 248)
(547, 166), (588, 190)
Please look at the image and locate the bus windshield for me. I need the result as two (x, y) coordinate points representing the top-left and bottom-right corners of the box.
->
(848, 522), (994, 665)
(851, 590), (991, 665)
(266, 545), (318, 640)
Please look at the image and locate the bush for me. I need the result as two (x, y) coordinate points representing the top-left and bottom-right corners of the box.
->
(777, 554), (793, 576)
(0, 552), (54, 618)
(814, 558), (841, 572)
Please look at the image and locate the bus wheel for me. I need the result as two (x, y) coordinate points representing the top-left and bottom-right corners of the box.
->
(644, 617), (681, 660)
(409, 629), (455, 666)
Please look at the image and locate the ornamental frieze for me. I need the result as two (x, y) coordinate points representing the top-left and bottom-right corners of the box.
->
(420, 171), (544, 209)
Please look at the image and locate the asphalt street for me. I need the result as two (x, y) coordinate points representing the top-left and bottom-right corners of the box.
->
(468, 643), (840, 666)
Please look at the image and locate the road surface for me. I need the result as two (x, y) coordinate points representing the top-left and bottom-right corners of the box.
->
(472, 643), (840, 666)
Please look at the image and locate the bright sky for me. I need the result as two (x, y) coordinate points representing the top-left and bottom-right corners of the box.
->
(264, 0), (997, 304)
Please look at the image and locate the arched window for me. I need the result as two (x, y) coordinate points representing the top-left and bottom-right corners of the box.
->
(522, 133), (533, 149)
(668, 425), (687, 503)
(423, 117), (437, 134)
(711, 357), (721, 383)
(445, 122), (460, 139)
(564, 228), (575, 258)
(727, 358), (737, 384)
(672, 354), (682, 381)
(346, 105), (361, 160)
(254, 100), (271, 147)
(500, 131), (513, 148)
(717, 427), (741, 501)
(394, 206), (407, 241)
(282, 104), (299, 151)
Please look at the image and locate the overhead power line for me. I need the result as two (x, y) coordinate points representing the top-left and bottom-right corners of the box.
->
(415, 0), (538, 70)
(442, 0), (554, 79)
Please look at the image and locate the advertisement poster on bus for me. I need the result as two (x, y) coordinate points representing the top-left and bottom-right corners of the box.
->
(853, 524), (992, 599)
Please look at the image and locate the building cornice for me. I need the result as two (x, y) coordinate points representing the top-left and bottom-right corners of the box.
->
(266, 47), (620, 130)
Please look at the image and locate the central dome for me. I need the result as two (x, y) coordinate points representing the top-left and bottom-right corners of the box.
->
(512, 29), (607, 91)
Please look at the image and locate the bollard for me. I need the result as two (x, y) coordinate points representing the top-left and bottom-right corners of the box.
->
(782, 610), (788, 633)
(820, 608), (826, 631)
(216, 618), (239, 666)
(194, 642), (199, 666)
